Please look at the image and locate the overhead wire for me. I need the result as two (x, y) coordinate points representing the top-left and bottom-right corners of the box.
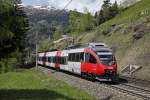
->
(63, 0), (73, 10)
(51, 0), (73, 42)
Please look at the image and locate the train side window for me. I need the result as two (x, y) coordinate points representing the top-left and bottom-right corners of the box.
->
(52, 57), (54, 63)
(62, 57), (64, 64)
(50, 57), (52, 62)
(60, 57), (64, 64)
(48, 57), (51, 62)
(63, 57), (66, 64)
(56, 57), (58, 63)
(72, 53), (75, 61)
(68, 54), (71, 61)
(85, 53), (90, 62)
(46, 57), (48, 62)
(55, 57), (57, 63)
(65, 57), (68, 64)
(69, 53), (74, 62)
(51, 57), (52, 62)
(48, 57), (50, 62)
(69, 53), (82, 62)
(89, 54), (97, 64)
(53, 57), (56, 63)
(42, 57), (44, 61)
(80, 53), (84, 61)
(56, 57), (59, 63)
(76, 53), (80, 62)
(74, 53), (77, 62)
(59, 57), (63, 64)
(45, 57), (47, 62)
(59, 57), (67, 65)
(58, 57), (61, 63)
(85, 53), (97, 64)
(42, 57), (46, 62)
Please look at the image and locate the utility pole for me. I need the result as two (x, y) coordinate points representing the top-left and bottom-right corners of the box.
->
(36, 31), (38, 69)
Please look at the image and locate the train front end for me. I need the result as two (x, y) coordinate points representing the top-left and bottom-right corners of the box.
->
(91, 44), (118, 82)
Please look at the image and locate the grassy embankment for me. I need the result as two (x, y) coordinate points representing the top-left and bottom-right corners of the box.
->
(0, 69), (95, 100)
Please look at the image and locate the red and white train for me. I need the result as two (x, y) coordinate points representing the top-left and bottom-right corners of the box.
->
(38, 43), (118, 81)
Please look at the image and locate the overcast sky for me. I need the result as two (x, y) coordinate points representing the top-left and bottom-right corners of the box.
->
(22, 0), (123, 13)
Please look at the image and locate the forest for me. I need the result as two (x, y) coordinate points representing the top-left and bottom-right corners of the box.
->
(0, 0), (29, 72)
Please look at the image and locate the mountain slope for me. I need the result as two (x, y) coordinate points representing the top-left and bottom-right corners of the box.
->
(76, 0), (150, 80)
(23, 7), (69, 49)
(24, 7), (69, 27)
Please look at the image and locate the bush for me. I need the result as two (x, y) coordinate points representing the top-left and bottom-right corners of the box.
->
(0, 58), (18, 73)
(0, 49), (22, 73)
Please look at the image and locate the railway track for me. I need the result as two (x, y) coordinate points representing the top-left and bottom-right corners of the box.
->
(98, 81), (150, 100)
(120, 75), (150, 89)
(113, 84), (150, 99)
(121, 83), (150, 94)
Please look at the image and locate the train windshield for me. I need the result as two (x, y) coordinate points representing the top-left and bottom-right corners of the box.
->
(98, 54), (115, 66)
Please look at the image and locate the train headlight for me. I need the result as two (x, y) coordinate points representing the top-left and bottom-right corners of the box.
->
(109, 61), (115, 66)
(105, 69), (113, 74)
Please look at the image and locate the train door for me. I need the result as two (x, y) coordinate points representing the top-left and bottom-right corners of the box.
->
(74, 53), (81, 74)
(68, 53), (81, 74)
(81, 53), (98, 74)
(55, 51), (61, 69)
(42, 52), (47, 66)
(60, 56), (68, 71)
(59, 51), (68, 71)
(38, 53), (44, 65)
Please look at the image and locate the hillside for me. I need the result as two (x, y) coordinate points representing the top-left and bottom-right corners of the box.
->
(56, 0), (150, 80)
(79, 0), (150, 80)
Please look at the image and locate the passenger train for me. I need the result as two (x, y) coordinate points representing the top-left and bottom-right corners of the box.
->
(38, 43), (118, 82)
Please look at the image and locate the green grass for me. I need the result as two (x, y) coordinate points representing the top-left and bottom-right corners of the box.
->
(0, 69), (95, 100)
(98, 0), (150, 29)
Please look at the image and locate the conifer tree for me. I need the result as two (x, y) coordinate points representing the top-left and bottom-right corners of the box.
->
(102, 0), (111, 21)
(0, 0), (29, 59)
(98, 10), (105, 25)
(94, 0), (120, 26)
(110, 1), (119, 18)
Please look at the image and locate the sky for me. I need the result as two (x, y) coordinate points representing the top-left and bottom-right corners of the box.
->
(22, 0), (123, 13)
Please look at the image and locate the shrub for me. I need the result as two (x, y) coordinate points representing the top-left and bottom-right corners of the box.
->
(0, 58), (18, 73)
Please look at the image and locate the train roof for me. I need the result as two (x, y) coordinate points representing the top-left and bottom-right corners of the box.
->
(37, 43), (111, 54)
(64, 43), (108, 50)
(88, 43), (107, 48)
(92, 47), (112, 52)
